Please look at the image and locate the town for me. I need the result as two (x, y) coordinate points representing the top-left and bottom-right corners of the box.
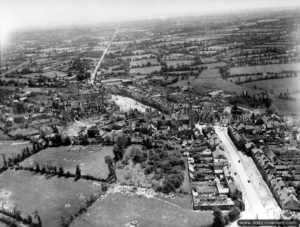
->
(0, 5), (300, 227)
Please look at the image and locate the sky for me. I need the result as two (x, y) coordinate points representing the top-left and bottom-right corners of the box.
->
(1, 0), (300, 39)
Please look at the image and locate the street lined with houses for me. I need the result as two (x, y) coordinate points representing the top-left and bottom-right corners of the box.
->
(215, 126), (280, 220)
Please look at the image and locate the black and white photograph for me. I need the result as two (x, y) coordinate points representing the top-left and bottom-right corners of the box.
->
(0, 0), (300, 226)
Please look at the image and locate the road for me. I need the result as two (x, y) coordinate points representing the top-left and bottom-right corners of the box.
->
(90, 26), (119, 85)
(214, 126), (272, 220)
(0, 60), (29, 77)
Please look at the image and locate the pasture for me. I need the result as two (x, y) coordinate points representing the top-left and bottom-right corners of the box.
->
(20, 145), (113, 179)
(0, 170), (102, 227)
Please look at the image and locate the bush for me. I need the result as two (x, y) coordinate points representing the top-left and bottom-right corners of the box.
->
(228, 206), (240, 222)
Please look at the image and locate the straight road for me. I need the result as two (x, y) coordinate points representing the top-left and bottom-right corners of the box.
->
(90, 26), (119, 85)
(214, 126), (271, 219)
(0, 60), (29, 77)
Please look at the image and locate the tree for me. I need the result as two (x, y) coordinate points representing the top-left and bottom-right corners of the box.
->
(228, 206), (240, 222)
(75, 165), (81, 179)
(1, 154), (7, 169)
(35, 163), (41, 172)
(113, 144), (123, 161)
(58, 167), (64, 176)
(27, 215), (32, 224)
(105, 156), (116, 180)
(212, 208), (225, 227)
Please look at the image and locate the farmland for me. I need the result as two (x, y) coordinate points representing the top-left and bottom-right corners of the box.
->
(0, 170), (103, 227)
(20, 145), (113, 179)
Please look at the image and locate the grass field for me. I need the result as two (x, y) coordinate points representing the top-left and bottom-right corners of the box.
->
(129, 59), (158, 67)
(20, 145), (113, 179)
(242, 77), (300, 94)
(165, 60), (194, 67)
(129, 66), (161, 74)
(0, 140), (32, 168)
(70, 192), (213, 227)
(230, 63), (300, 75)
(170, 68), (257, 95)
(0, 170), (102, 227)
(242, 78), (300, 115)
(22, 71), (66, 79)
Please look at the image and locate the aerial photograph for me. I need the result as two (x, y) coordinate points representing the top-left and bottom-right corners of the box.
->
(0, 0), (300, 226)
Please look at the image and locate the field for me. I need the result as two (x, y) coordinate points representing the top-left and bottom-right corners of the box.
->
(0, 140), (32, 168)
(170, 68), (257, 95)
(129, 66), (161, 74)
(242, 78), (300, 115)
(22, 71), (66, 79)
(20, 145), (113, 179)
(71, 192), (213, 227)
(0, 170), (102, 227)
(230, 63), (300, 75)
(203, 62), (227, 69)
(165, 60), (194, 67)
(242, 77), (300, 94)
(129, 59), (159, 67)
(121, 54), (156, 61)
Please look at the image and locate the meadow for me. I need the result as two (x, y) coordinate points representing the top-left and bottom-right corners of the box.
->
(0, 170), (102, 227)
(71, 192), (213, 227)
(20, 145), (113, 179)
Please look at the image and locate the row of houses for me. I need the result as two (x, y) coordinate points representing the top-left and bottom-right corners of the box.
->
(251, 148), (300, 211)
(188, 132), (236, 210)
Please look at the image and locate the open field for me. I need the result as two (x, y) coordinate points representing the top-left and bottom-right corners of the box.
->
(0, 170), (102, 227)
(20, 145), (113, 179)
(170, 68), (257, 95)
(165, 60), (194, 67)
(129, 66), (161, 74)
(230, 63), (300, 75)
(71, 192), (213, 227)
(242, 77), (300, 94)
(0, 140), (32, 168)
(129, 59), (158, 67)
(203, 62), (227, 69)
(242, 78), (300, 115)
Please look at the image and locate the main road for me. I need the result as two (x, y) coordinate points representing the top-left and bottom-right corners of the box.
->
(90, 26), (120, 85)
(214, 126), (274, 220)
